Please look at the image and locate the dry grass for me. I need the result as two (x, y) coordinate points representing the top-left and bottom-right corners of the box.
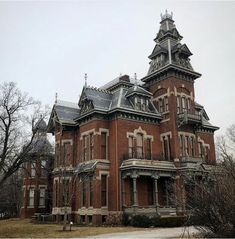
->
(0, 218), (140, 238)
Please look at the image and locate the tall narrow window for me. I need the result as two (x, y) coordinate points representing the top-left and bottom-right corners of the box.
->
(177, 96), (181, 113)
(63, 142), (70, 165)
(185, 136), (189, 156)
(82, 135), (87, 161)
(55, 181), (58, 207)
(205, 147), (209, 161)
(198, 142), (204, 158)
(190, 137), (195, 156)
(62, 179), (69, 206)
(55, 143), (60, 167)
(163, 135), (171, 160)
(31, 162), (36, 177)
(89, 133), (94, 160)
(89, 176), (93, 207)
(136, 133), (144, 159)
(101, 132), (107, 159)
(82, 180), (86, 207)
(29, 188), (34, 206)
(41, 160), (47, 177)
(159, 98), (163, 113)
(180, 135), (184, 156)
(135, 97), (141, 110)
(182, 97), (186, 112)
(187, 98), (191, 112)
(39, 187), (46, 207)
(156, 101), (159, 112)
(128, 136), (134, 158)
(101, 175), (107, 207)
(146, 138), (151, 160)
(164, 96), (169, 112)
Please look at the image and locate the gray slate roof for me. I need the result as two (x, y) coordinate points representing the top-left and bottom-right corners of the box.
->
(81, 86), (160, 116)
(126, 85), (153, 98)
(83, 87), (112, 111)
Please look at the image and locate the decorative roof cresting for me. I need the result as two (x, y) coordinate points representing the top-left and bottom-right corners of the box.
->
(160, 9), (173, 21)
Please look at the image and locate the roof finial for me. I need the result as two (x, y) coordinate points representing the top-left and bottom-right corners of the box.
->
(84, 73), (87, 87)
(134, 73), (137, 86)
(55, 92), (58, 104)
(161, 9), (173, 21)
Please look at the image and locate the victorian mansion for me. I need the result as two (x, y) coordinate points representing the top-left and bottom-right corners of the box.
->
(44, 12), (218, 225)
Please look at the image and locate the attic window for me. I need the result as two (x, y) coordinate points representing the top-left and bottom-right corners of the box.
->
(135, 97), (148, 112)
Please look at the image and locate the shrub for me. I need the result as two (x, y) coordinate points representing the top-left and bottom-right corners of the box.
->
(131, 215), (152, 228)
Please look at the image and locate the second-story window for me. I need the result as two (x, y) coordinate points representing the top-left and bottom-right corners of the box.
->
(55, 143), (60, 167)
(146, 138), (151, 160)
(63, 142), (70, 165)
(159, 98), (164, 113)
(182, 97), (186, 112)
(41, 160), (47, 177)
(136, 133), (144, 159)
(163, 135), (171, 160)
(185, 136), (189, 156)
(128, 136), (134, 158)
(101, 132), (107, 159)
(187, 98), (191, 112)
(190, 137), (195, 156)
(198, 142), (204, 158)
(177, 96), (181, 113)
(164, 96), (169, 111)
(89, 133), (94, 160)
(31, 162), (36, 177)
(82, 135), (87, 161)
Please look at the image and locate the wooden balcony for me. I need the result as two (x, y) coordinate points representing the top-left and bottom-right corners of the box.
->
(177, 112), (202, 127)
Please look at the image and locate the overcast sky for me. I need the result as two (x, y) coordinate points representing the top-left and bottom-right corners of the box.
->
(0, 0), (234, 135)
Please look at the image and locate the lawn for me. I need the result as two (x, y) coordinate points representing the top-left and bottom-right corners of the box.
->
(0, 218), (140, 238)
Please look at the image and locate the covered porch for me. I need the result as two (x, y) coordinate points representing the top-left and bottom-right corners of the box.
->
(120, 159), (179, 216)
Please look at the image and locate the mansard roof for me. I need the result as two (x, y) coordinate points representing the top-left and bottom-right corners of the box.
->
(78, 85), (160, 119)
(125, 84), (152, 98)
(80, 86), (112, 111)
(47, 100), (80, 133)
(48, 79), (162, 132)
(194, 102), (219, 131)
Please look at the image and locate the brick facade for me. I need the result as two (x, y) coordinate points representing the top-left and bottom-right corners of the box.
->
(46, 11), (219, 225)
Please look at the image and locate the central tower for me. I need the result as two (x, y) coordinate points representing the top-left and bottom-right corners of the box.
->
(142, 10), (218, 162)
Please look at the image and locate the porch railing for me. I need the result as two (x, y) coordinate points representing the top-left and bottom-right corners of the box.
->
(123, 152), (165, 161)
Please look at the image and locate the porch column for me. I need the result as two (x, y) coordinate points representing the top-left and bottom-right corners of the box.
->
(122, 177), (126, 207)
(131, 172), (138, 207)
(152, 175), (160, 214)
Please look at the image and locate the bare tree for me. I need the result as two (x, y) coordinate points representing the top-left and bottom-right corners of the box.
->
(0, 81), (48, 187)
(186, 125), (235, 238)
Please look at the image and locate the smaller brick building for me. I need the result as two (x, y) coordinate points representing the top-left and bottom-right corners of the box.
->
(20, 120), (54, 218)
(47, 11), (219, 225)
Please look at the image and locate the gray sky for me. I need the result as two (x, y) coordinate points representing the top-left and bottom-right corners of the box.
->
(0, 0), (234, 135)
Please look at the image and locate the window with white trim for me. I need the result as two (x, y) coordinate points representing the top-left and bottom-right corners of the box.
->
(29, 188), (34, 206)
(39, 187), (46, 206)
